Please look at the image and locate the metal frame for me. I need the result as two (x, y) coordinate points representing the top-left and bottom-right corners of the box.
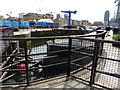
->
(1, 31), (120, 89)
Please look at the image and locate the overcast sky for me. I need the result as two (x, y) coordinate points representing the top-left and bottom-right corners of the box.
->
(0, 0), (115, 23)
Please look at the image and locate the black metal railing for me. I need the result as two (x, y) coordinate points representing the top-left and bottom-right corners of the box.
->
(1, 30), (120, 89)
(69, 37), (120, 89)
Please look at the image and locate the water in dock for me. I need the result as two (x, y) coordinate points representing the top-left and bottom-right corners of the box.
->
(3, 39), (93, 83)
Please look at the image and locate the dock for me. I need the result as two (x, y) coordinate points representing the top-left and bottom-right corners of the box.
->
(13, 28), (94, 37)
(13, 28), (52, 36)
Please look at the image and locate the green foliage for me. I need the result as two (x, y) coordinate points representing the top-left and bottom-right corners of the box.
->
(0, 15), (4, 20)
(12, 27), (19, 31)
(113, 34), (120, 41)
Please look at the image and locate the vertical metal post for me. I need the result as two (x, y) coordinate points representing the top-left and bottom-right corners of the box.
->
(95, 31), (98, 39)
(100, 33), (106, 55)
(68, 13), (71, 26)
(102, 33), (106, 40)
(23, 41), (29, 86)
(67, 38), (72, 77)
(90, 41), (100, 86)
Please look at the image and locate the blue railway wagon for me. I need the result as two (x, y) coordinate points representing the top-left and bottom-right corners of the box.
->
(0, 20), (19, 27)
(3, 20), (12, 27)
(0, 21), (3, 26)
(0, 20), (30, 28)
(12, 21), (19, 27)
(20, 21), (29, 28)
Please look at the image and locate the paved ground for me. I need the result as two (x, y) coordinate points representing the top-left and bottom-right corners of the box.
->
(96, 30), (120, 89)
(1, 77), (103, 90)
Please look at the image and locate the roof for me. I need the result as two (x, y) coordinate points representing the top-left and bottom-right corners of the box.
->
(72, 25), (86, 27)
(37, 19), (54, 23)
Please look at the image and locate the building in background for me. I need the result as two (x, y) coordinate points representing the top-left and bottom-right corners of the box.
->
(93, 21), (103, 26)
(114, 0), (120, 28)
(19, 13), (24, 20)
(44, 13), (54, 20)
(104, 10), (110, 26)
(23, 13), (44, 21)
(56, 14), (61, 19)
(80, 20), (92, 26)
(72, 20), (80, 25)
(23, 13), (54, 21)
(23, 12), (92, 27)
(54, 18), (67, 27)
(54, 14), (68, 27)
(64, 14), (68, 20)
(109, 18), (119, 27)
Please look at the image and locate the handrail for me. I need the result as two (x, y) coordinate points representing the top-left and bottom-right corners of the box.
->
(2, 30), (120, 44)
(71, 30), (106, 37)
(72, 36), (120, 44)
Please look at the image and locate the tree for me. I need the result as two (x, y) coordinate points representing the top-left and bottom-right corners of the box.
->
(0, 15), (4, 20)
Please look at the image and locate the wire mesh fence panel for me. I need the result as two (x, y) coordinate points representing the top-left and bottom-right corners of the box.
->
(1, 36), (120, 89)
(27, 40), (48, 60)
(71, 38), (95, 82)
(26, 38), (69, 83)
(95, 42), (120, 89)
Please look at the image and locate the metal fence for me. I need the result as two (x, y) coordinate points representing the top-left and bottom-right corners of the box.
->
(1, 33), (120, 89)
(70, 37), (120, 89)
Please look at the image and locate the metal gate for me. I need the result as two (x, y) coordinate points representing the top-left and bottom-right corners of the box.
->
(69, 37), (120, 89)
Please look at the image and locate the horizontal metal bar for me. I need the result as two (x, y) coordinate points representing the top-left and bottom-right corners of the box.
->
(71, 63), (92, 71)
(71, 56), (90, 63)
(1, 31), (120, 44)
(1, 69), (26, 72)
(27, 49), (68, 57)
(96, 70), (120, 78)
(72, 36), (120, 44)
(1, 61), (67, 72)
(72, 30), (106, 37)
(98, 55), (120, 62)
(29, 73), (66, 83)
(1, 36), (70, 41)
(71, 47), (94, 51)
(71, 75), (90, 83)
(3, 49), (68, 58)
(29, 61), (67, 70)
(1, 82), (26, 85)
(1, 30), (106, 41)
(72, 51), (93, 57)
(93, 83), (113, 90)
